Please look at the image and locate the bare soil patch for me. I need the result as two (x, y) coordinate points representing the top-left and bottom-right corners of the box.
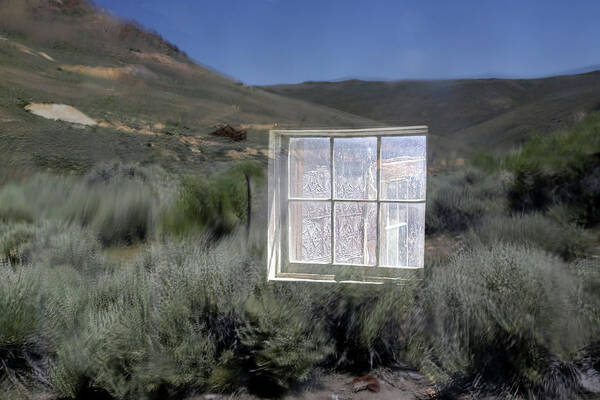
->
(24, 103), (97, 126)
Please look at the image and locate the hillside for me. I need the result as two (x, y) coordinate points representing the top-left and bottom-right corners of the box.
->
(264, 72), (600, 164)
(0, 0), (379, 177)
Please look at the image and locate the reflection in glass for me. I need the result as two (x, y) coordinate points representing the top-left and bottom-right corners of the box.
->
(285, 134), (426, 269)
(379, 202), (425, 267)
(333, 137), (377, 200)
(289, 201), (331, 263)
(289, 138), (331, 199)
(380, 136), (426, 200)
(334, 202), (377, 265)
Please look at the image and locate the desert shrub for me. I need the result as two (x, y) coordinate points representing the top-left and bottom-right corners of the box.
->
(84, 162), (154, 185)
(470, 150), (501, 171)
(0, 222), (36, 264)
(88, 182), (155, 246)
(50, 298), (152, 399)
(0, 269), (43, 349)
(469, 213), (593, 260)
(0, 267), (48, 392)
(48, 263), (163, 399)
(48, 232), (265, 399)
(30, 222), (108, 274)
(231, 291), (332, 396)
(417, 244), (597, 398)
(0, 221), (108, 273)
(310, 283), (415, 372)
(571, 258), (600, 333)
(164, 161), (264, 237)
(0, 163), (170, 247)
(0, 184), (34, 224)
(426, 167), (506, 233)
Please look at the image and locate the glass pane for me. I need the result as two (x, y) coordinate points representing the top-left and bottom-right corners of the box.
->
(379, 202), (425, 268)
(334, 202), (376, 265)
(289, 138), (331, 199)
(289, 201), (331, 263)
(333, 137), (377, 200)
(380, 136), (426, 200)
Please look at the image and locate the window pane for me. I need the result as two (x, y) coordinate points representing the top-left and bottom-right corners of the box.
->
(289, 138), (331, 199)
(334, 202), (376, 265)
(333, 137), (377, 200)
(289, 201), (331, 263)
(380, 136), (426, 200)
(379, 202), (425, 268)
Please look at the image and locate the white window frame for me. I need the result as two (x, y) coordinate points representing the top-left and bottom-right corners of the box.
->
(267, 126), (427, 284)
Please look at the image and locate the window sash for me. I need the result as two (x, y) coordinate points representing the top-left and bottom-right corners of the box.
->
(287, 135), (425, 268)
(268, 126), (427, 283)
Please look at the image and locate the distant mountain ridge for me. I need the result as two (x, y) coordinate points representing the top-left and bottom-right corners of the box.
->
(313, 64), (600, 84)
(264, 70), (600, 163)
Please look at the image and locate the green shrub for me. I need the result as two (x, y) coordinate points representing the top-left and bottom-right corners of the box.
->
(164, 161), (264, 237)
(418, 244), (597, 397)
(469, 214), (593, 260)
(501, 113), (600, 224)
(503, 112), (600, 174)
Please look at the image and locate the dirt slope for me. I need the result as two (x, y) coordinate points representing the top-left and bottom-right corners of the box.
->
(0, 0), (380, 176)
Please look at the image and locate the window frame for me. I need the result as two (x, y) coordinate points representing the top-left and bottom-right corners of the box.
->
(268, 126), (427, 284)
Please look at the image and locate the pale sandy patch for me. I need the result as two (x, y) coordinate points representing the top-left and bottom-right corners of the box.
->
(98, 121), (159, 135)
(61, 64), (156, 81)
(61, 65), (128, 80)
(179, 135), (220, 147)
(16, 43), (36, 57)
(239, 123), (279, 130)
(134, 52), (197, 74)
(1, 39), (54, 62)
(227, 147), (265, 160)
(25, 103), (97, 126)
(38, 51), (55, 62)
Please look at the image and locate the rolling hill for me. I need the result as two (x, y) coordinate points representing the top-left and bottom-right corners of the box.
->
(264, 72), (600, 165)
(0, 0), (380, 178)
(2, 0), (599, 175)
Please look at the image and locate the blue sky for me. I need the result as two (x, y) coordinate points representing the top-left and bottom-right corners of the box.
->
(94, 0), (600, 85)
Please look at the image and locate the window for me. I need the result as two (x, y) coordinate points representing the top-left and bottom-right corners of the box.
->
(268, 127), (427, 283)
